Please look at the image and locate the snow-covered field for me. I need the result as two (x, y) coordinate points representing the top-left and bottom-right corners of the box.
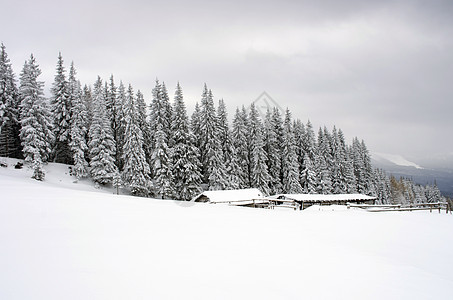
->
(1, 158), (452, 300)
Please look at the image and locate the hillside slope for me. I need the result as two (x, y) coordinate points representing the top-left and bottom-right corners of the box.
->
(1, 159), (452, 299)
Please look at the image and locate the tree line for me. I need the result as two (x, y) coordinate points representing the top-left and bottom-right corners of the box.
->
(0, 44), (445, 204)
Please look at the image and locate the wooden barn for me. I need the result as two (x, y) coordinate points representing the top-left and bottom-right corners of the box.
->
(191, 188), (268, 207)
(271, 194), (376, 210)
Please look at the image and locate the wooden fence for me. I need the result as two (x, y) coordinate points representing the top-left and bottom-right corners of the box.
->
(348, 202), (452, 214)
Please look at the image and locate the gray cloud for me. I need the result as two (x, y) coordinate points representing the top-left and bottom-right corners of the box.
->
(2, 0), (453, 165)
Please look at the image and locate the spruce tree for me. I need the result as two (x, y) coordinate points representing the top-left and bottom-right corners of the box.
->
(248, 103), (271, 195)
(231, 106), (249, 188)
(136, 89), (152, 164)
(303, 120), (316, 160)
(18, 54), (54, 180)
(191, 102), (202, 151)
(149, 80), (171, 149)
(199, 84), (227, 189)
(151, 123), (174, 198)
(170, 83), (202, 199)
(217, 99), (241, 190)
(293, 119), (306, 172)
(281, 109), (302, 193)
(0, 43), (22, 158)
(114, 81), (127, 170)
(300, 153), (317, 193)
(263, 108), (283, 194)
(330, 126), (344, 194)
(50, 53), (72, 164)
(122, 84), (151, 196)
(67, 62), (89, 180)
(88, 76), (118, 185)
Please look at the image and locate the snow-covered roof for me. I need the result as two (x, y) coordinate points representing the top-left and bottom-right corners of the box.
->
(272, 194), (376, 202)
(192, 188), (264, 204)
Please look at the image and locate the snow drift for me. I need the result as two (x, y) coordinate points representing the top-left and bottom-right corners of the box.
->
(0, 159), (452, 300)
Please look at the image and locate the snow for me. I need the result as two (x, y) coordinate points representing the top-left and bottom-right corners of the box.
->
(274, 193), (375, 202)
(373, 152), (424, 169)
(1, 158), (453, 300)
(192, 188), (264, 203)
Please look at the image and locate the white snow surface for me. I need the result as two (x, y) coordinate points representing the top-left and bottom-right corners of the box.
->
(373, 152), (424, 169)
(1, 158), (452, 300)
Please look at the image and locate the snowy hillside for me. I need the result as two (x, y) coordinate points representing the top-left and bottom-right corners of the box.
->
(1, 160), (453, 300)
(372, 152), (423, 169)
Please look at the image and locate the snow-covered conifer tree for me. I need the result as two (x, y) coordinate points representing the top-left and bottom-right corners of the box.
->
(67, 62), (88, 180)
(50, 53), (72, 164)
(121, 84), (151, 196)
(88, 76), (118, 185)
(216, 99), (241, 190)
(281, 109), (302, 193)
(248, 103), (271, 195)
(191, 102), (202, 151)
(231, 106), (250, 188)
(263, 108), (283, 194)
(330, 126), (345, 194)
(149, 80), (171, 148)
(303, 120), (316, 160)
(300, 153), (317, 193)
(151, 123), (174, 198)
(170, 83), (202, 200)
(199, 84), (227, 189)
(338, 129), (356, 193)
(135, 90), (152, 164)
(0, 43), (21, 158)
(114, 81), (126, 170)
(19, 54), (54, 180)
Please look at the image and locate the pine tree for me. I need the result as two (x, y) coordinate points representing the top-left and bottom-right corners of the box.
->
(281, 109), (302, 193)
(170, 83), (202, 200)
(50, 53), (72, 164)
(88, 76), (118, 185)
(67, 62), (88, 180)
(18, 54), (54, 180)
(122, 84), (151, 196)
(0, 43), (22, 158)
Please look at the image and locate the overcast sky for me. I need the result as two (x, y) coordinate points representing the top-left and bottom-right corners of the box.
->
(2, 0), (453, 165)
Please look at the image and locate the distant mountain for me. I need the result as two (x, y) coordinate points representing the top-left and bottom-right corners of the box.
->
(373, 152), (423, 169)
(371, 152), (453, 197)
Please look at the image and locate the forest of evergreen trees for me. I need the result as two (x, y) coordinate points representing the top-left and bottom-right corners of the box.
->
(0, 44), (446, 204)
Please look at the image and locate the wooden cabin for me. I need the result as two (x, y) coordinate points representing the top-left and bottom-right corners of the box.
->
(271, 194), (376, 210)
